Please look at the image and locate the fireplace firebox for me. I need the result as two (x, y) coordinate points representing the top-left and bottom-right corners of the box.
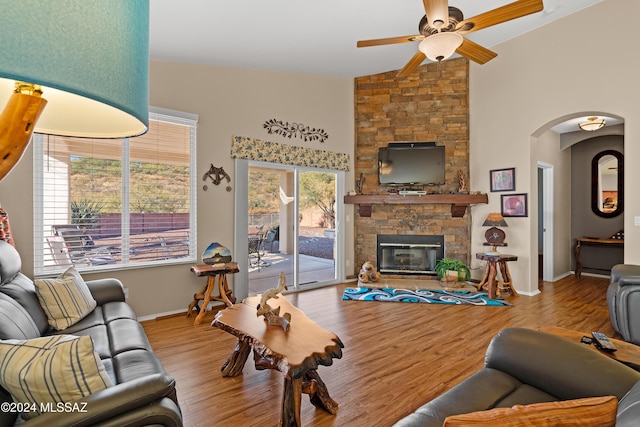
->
(377, 234), (444, 275)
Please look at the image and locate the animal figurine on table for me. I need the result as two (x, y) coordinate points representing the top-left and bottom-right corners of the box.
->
(256, 272), (292, 332)
(358, 261), (380, 284)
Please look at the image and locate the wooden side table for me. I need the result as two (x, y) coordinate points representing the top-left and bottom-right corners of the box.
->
(476, 253), (518, 299)
(212, 294), (344, 427)
(188, 262), (239, 325)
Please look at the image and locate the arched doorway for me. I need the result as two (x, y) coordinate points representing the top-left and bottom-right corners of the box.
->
(532, 112), (624, 282)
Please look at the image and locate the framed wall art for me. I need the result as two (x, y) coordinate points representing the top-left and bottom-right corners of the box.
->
(501, 193), (528, 217)
(490, 168), (515, 192)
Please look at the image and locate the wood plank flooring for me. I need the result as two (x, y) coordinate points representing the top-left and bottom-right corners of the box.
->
(142, 275), (618, 427)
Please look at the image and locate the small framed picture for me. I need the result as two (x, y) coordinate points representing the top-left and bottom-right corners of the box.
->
(501, 193), (528, 217)
(490, 168), (515, 192)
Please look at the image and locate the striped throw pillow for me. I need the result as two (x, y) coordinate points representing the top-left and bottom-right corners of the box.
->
(35, 267), (97, 330)
(0, 335), (112, 420)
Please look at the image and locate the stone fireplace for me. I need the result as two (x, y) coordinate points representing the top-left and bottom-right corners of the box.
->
(377, 234), (444, 275)
(352, 58), (471, 276)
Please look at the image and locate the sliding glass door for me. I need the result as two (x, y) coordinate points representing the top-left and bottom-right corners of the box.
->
(240, 161), (341, 295)
(297, 170), (337, 287)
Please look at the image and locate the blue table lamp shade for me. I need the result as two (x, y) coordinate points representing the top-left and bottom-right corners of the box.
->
(0, 0), (149, 179)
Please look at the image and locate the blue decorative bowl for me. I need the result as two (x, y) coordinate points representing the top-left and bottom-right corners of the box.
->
(201, 242), (232, 264)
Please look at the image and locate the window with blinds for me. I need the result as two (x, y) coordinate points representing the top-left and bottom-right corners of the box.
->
(34, 108), (198, 275)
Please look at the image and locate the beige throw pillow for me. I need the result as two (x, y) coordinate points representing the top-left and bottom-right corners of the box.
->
(0, 335), (112, 420)
(35, 267), (97, 330)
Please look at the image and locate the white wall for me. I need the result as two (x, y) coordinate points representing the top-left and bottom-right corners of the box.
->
(469, 0), (640, 294)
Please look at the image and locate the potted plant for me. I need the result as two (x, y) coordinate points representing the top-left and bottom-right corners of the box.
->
(435, 258), (471, 282)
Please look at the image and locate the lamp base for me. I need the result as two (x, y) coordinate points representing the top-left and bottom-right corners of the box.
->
(484, 227), (506, 246)
(0, 90), (47, 180)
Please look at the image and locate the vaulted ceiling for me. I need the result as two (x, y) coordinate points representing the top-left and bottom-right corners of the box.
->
(149, 0), (602, 78)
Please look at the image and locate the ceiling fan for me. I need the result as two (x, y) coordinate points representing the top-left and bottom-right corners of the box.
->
(357, 0), (544, 76)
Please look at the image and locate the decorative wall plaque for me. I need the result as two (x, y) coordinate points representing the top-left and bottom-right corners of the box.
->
(263, 118), (328, 143)
(203, 164), (231, 191)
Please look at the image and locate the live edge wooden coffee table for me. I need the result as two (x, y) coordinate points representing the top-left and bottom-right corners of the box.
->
(212, 294), (344, 427)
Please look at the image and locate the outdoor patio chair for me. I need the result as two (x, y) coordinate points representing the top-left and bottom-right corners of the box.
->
(50, 224), (116, 266)
(47, 236), (116, 267)
(263, 228), (278, 253)
(248, 227), (270, 270)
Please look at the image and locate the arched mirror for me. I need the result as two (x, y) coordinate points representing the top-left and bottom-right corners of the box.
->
(591, 150), (624, 218)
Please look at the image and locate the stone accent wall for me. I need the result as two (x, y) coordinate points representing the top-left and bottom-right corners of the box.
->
(353, 58), (470, 273)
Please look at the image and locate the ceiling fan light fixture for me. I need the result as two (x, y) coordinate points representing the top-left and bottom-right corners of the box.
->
(578, 117), (606, 132)
(418, 32), (463, 62)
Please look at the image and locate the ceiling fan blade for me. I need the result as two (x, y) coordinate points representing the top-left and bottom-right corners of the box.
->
(357, 34), (424, 48)
(423, 0), (449, 28)
(397, 51), (427, 77)
(455, 38), (497, 64)
(456, 0), (544, 34)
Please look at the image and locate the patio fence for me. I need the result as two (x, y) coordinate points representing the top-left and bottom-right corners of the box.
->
(88, 213), (190, 238)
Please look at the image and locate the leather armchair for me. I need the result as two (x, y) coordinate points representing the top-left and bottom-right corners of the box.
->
(393, 328), (640, 426)
(607, 264), (640, 345)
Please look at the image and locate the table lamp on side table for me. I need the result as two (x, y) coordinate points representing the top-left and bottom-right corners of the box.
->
(483, 213), (508, 254)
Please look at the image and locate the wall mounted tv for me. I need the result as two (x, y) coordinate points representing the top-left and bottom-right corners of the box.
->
(378, 142), (445, 187)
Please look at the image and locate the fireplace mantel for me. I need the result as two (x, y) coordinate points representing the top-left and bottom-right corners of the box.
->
(344, 193), (488, 217)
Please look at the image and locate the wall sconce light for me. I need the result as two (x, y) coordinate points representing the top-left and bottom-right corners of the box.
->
(0, 0), (150, 181)
(418, 32), (463, 62)
(578, 117), (606, 132)
(482, 212), (508, 254)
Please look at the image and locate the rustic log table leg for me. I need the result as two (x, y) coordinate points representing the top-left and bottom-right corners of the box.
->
(305, 369), (338, 414)
(281, 375), (303, 427)
(575, 240), (583, 278)
(194, 276), (216, 325)
(498, 261), (518, 296)
(487, 261), (498, 300)
(221, 339), (251, 377)
(218, 274), (236, 306)
(187, 283), (208, 317)
(477, 263), (490, 291)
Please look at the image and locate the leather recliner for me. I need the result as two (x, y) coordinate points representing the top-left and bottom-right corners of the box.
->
(607, 264), (640, 345)
(393, 327), (640, 426)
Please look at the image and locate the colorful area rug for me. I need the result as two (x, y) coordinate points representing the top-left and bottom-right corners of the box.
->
(342, 287), (512, 307)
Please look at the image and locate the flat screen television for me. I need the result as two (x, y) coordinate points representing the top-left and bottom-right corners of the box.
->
(378, 142), (445, 187)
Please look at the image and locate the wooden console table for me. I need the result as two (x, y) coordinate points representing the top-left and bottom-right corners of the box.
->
(541, 326), (640, 371)
(188, 262), (238, 325)
(476, 253), (518, 299)
(344, 193), (488, 218)
(574, 237), (624, 279)
(212, 294), (344, 427)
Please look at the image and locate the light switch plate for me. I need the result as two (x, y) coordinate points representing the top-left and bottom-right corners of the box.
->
(635, 216), (640, 226)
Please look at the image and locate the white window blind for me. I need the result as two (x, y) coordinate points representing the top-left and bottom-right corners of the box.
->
(34, 108), (198, 275)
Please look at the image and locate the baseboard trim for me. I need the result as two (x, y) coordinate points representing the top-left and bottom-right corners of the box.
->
(516, 289), (541, 297)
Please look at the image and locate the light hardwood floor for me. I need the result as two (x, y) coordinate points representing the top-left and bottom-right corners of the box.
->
(142, 275), (618, 427)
